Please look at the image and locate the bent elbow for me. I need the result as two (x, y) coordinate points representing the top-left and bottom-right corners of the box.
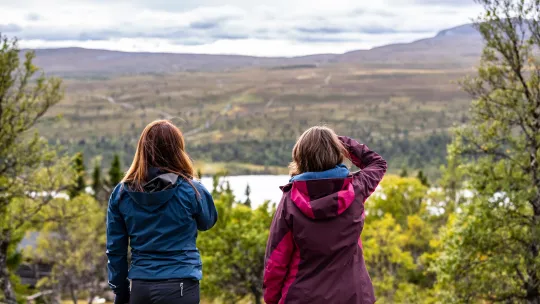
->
(197, 214), (218, 231)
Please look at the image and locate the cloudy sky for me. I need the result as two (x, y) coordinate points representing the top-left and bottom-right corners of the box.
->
(0, 0), (482, 57)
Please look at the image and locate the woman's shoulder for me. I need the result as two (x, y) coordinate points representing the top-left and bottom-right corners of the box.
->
(108, 183), (126, 204)
(175, 178), (211, 199)
(108, 183), (138, 212)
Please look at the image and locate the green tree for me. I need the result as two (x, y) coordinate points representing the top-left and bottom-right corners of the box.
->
(366, 175), (429, 226)
(0, 36), (68, 303)
(362, 176), (439, 304)
(363, 214), (416, 303)
(91, 160), (103, 201)
(68, 152), (86, 198)
(399, 167), (409, 177)
(31, 194), (105, 304)
(198, 178), (272, 304)
(438, 151), (467, 215)
(244, 184), (252, 207)
(107, 154), (122, 189)
(435, 1), (540, 302)
(416, 170), (430, 187)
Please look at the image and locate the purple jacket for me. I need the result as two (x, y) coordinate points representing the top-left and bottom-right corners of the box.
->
(263, 136), (387, 304)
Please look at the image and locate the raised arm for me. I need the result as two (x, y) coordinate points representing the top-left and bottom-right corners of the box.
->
(106, 185), (130, 304)
(339, 136), (388, 199)
(263, 201), (294, 304)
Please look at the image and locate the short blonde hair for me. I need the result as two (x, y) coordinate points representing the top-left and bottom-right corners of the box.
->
(289, 126), (348, 177)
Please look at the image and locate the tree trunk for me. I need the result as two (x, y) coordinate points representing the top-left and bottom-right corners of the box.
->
(251, 286), (262, 304)
(526, 198), (540, 304)
(0, 234), (17, 304)
(527, 295), (540, 304)
(87, 285), (94, 304)
(53, 288), (62, 304)
(87, 281), (97, 304)
(69, 283), (78, 304)
(253, 294), (262, 304)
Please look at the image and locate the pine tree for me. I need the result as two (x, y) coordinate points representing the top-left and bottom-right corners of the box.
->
(91, 161), (102, 200)
(244, 184), (252, 208)
(399, 167), (409, 177)
(0, 35), (66, 303)
(68, 152), (86, 198)
(108, 154), (122, 188)
(416, 170), (429, 187)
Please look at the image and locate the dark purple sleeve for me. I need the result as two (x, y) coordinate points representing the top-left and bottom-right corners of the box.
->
(339, 136), (388, 201)
(263, 199), (294, 304)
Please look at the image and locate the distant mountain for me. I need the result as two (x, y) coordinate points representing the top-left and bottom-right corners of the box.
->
(27, 48), (310, 77)
(26, 23), (483, 77)
(338, 24), (483, 68)
(436, 23), (479, 37)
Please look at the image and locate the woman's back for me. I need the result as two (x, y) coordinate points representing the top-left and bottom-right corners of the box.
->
(267, 176), (374, 304)
(263, 132), (387, 304)
(108, 170), (216, 282)
(106, 120), (218, 304)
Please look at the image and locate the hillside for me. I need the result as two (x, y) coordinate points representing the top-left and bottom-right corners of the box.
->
(39, 66), (473, 177)
(27, 24), (482, 76)
(27, 48), (333, 77)
(32, 23), (481, 177)
(338, 24), (482, 68)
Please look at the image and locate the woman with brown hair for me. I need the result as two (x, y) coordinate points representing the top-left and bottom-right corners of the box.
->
(263, 126), (387, 304)
(106, 120), (217, 304)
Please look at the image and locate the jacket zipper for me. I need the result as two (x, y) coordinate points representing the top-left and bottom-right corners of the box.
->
(180, 282), (184, 297)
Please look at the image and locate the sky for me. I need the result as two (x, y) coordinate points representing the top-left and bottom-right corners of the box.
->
(0, 0), (482, 57)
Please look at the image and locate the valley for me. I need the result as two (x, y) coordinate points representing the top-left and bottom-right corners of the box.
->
(33, 23), (482, 178)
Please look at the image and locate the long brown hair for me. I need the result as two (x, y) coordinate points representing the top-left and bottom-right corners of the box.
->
(122, 120), (196, 192)
(289, 126), (348, 177)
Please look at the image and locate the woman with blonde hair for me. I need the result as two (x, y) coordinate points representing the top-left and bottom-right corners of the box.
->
(263, 126), (387, 304)
(106, 120), (217, 304)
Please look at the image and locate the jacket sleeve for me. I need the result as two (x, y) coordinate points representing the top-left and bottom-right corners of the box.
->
(263, 199), (294, 304)
(339, 136), (388, 201)
(106, 185), (130, 300)
(193, 181), (218, 231)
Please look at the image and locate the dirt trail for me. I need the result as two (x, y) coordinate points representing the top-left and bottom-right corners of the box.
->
(324, 74), (332, 85)
(265, 98), (275, 108)
(95, 95), (173, 120)
(183, 103), (231, 137)
(95, 95), (237, 137)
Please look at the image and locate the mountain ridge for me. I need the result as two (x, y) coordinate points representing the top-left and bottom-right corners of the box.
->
(24, 23), (482, 76)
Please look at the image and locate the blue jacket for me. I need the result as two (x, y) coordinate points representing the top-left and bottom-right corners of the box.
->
(106, 172), (217, 296)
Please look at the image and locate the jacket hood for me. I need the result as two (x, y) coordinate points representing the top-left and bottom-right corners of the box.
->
(282, 176), (356, 220)
(126, 169), (180, 212)
(290, 164), (349, 182)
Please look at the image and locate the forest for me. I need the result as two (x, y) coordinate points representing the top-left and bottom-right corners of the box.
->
(1, 0), (540, 303)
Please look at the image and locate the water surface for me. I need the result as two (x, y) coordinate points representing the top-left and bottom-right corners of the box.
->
(200, 175), (290, 208)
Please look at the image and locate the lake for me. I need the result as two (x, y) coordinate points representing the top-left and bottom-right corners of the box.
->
(199, 176), (475, 215)
(199, 175), (290, 208)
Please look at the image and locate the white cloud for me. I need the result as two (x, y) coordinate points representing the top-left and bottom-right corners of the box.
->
(0, 0), (483, 56)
